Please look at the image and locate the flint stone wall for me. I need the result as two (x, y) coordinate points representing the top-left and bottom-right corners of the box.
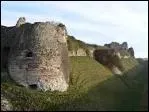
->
(8, 21), (70, 92)
(93, 49), (123, 74)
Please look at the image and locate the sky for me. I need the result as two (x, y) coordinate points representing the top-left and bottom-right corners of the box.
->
(1, 1), (148, 58)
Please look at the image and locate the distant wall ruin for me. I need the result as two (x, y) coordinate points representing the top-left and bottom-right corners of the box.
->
(93, 49), (124, 74)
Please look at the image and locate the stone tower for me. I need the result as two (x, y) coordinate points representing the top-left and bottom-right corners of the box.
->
(8, 18), (70, 92)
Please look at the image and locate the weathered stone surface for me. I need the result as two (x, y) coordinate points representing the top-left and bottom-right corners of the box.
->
(68, 51), (76, 56)
(104, 42), (120, 50)
(68, 49), (87, 56)
(76, 48), (87, 56)
(1, 26), (16, 71)
(104, 42), (134, 58)
(128, 47), (135, 58)
(1, 95), (13, 111)
(93, 49), (124, 72)
(121, 42), (128, 50)
(111, 65), (122, 75)
(8, 20), (70, 92)
(104, 42), (128, 50)
(16, 17), (26, 27)
(123, 55), (130, 59)
(87, 47), (96, 57)
(116, 52), (121, 59)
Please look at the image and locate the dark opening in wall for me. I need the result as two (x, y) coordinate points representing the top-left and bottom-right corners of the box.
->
(3, 46), (10, 52)
(29, 84), (37, 89)
(3, 64), (7, 69)
(58, 23), (65, 28)
(26, 51), (33, 57)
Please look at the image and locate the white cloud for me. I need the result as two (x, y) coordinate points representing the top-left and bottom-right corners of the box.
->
(1, 1), (148, 58)
(48, 1), (148, 32)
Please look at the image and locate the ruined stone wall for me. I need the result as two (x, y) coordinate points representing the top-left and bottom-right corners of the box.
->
(68, 48), (87, 56)
(16, 17), (26, 27)
(6, 18), (70, 92)
(128, 47), (135, 57)
(93, 49), (124, 74)
(104, 42), (134, 58)
(1, 26), (17, 71)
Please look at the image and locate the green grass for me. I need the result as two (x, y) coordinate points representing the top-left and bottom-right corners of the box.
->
(120, 57), (139, 72)
(69, 56), (113, 91)
(1, 57), (148, 111)
(1, 56), (113, 111)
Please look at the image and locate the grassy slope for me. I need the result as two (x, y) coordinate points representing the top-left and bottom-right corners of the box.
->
(61, 57), (147, 111)
(69, 57), (113, 90)
(1, 56), (113, 111)
(1, 57), (148, 111)
(121, 57), (139, 72)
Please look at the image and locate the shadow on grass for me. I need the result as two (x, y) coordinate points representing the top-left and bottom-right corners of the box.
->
(57, 61), (148, 111)
(1, 60), (148, 111)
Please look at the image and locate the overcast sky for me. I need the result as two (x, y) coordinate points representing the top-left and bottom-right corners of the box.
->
(1, 1), (148, 58)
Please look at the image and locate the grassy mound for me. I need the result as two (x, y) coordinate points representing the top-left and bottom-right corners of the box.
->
(69, 56), (113, 91)
(1, 57), (147, 111)
(1, 56), (113, 111)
